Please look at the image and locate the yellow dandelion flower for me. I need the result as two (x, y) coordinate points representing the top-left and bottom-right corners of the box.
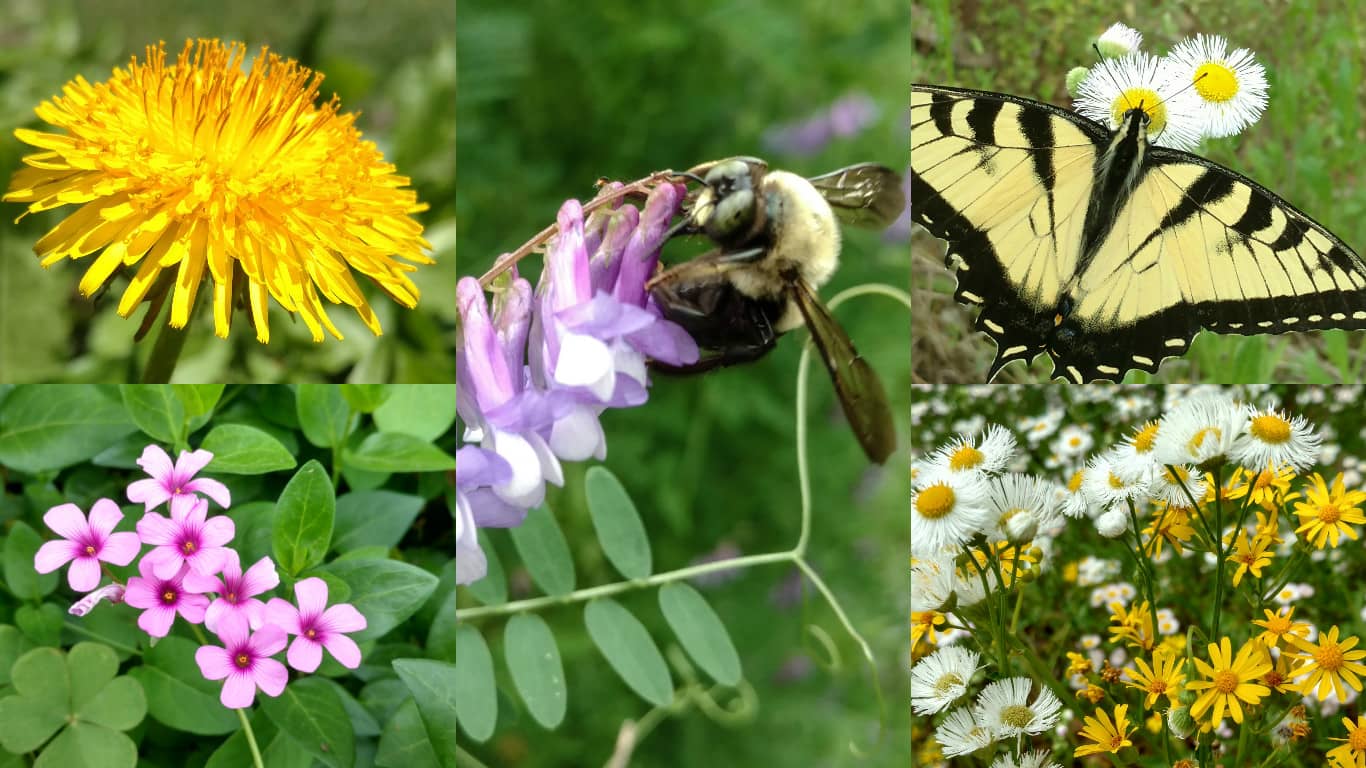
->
(1186, 637), (1272, 725)
(1226, 528), (1274, 586)
(1293, 473), (1366, 549)
(1286, 625), (1366, 701)
(1124, 648), (1186, 709)
(3, 39), (432, 344)
(1329, 715), (1366, 768)
(1074, 703), (1134, 757)
(1253, 606), (1312, 650)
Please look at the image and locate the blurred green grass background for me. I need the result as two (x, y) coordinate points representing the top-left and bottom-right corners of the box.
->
(0, 0), (456, 382)
(458, 1), (912, 765)
(911, 1), (1366, 384)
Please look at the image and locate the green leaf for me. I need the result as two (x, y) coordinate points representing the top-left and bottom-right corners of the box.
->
(227, 501), (277, 567)
(0, 647), (68, 752)
(75, 676), (144, 732)
(393, 659), (457, 767)
(16, 602), (64, 647)
(503, 614), (567, 728)
(428, 595), (456, 661)
(360, 678), (411, 726)
(4, 520), (57, 600)
(321, 559), (439, 642)
(373, 385), (456, 441)
(260, 676), (357, 768)
(340, 385), (390, 413)
(272, 460), (336, 576)
(200, 424), (297, 474)
(375, 699), (441, 768)
(658, 583), (742, 686)
(0, 625), (35, 686)
(67, 641), (119, 713)
(332, 491), (424, 553)
(205, 711), (277, 768)
(344, 432), (456, 472)
(584, 466), (652, 579)
(454, 626), (496, 742)
(320, 678), (381, 738)
(119, 385), (186, 445)
(171, 384), (224, 422)
(33, 722), (136, 768)
(297, 384), (351, 448)
(510, 505), (576, 596)
(584, 599), (673, 707)
(129, 635), (239, 735)
(464, 528), (507, 605)
(0, 385), (137, 473)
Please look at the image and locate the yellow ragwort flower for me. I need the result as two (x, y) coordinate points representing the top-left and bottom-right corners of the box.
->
(3, 39), (432, 343)
(1293, 473), (1366, 549)
(1124, 648), (1186, 709)
(1253, 606), (1311, 650)
(1074, 703), (1134, 757)
(1226, 528), (1274, 586)
(1186, 637), (1272, 726)
(1286, 625), (1366, 702)
(1329, 715), (1366, 768)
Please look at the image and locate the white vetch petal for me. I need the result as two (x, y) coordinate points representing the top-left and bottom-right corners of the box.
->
(456, 493), (488, 585)
(554, 332), (616, 401)
(549, 406), (607, 462)
(484, 430), (547, 509)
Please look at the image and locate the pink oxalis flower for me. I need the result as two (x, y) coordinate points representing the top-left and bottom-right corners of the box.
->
(127, 444), (232, 512)
(33, 499), (141, 591)
(184, 550), (279, 636)
(266, 577), (367, 672)
(136, 495), (235, 579)
(123, 560), (209, 637)
(195, 621), (289, 708)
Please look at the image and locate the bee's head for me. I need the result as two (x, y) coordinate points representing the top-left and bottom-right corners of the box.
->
(691, 159), (758, 246)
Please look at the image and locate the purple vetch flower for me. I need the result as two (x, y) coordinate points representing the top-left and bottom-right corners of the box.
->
(123, 560), (209, 637)
(457, 445), (522, 585)
(33, 499), (141, 592)
(762, 92), (879, 156)
(135, 495), (236, 579)
(127, 444), (232, 512)
(195, 622), (289, 708)
(183, 549), (280, 636)
(265, 577), (367, 672)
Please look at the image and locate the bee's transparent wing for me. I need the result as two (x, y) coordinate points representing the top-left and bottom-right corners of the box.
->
(808, 163), (904, 228)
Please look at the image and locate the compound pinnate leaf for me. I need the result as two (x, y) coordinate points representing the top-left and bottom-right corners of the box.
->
(509, 505), (575, 597)
(503, 614), (567, 729)
(454, 625), (496, 742)
(584, 466), (652, 579)
(584, 599), (673, 707)
(659, 583), (742, 686)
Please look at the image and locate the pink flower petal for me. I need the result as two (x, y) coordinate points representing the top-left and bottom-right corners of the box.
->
(181, 569), (223, 595)
(200, 516), (236, 548)
(43, 503), (89, 541)
(175, 449), (215, 479)
(188, 547), (228, 577)
(184, 497), (209, 525)
(240, 557), (280, 598)
(195, 645), (234, 680)
(187, 478), (232, 508)
(148, 548), (187, 580)
(221, 672), (258, 708)
(243, 600), (267, 630)
(264, 598), (301, 634)
(251, 624), (289, 657)
(126, 478), (168, 509)
(136, 513), (177, 545)
(99, 532), (141, 566)
(254, 658), (289, 698)
(34, 540), (78, 573)
(319, 603), (367, 634)
(215, 609), (251, 648)
(294, 577), (329, 619)
(287, 637), (323, 672)
(122, 577), (161, 610)
(67, 557), (101, 592)
(169, 494), (199, 522)
(322, 633), (362, 669)
(86, 499), (125, 537)
(217, 549), (243, 580)
(138, 605), (176, 637)
(137, 444), (176, 480)
(178, 593), (209, 624)
(210, 606), (250, 638)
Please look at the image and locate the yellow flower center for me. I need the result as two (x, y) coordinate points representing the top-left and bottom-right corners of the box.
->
(949, 444), (983, 471)
(1319, 504), (1342, 524)
(306, 628), (318, 639)
(1133, 422), (1159, 453)
(1189, 426), (1221, 454)
(1316, 641), (1345, 672)
(1150, 680), (1168, 695)
(1000, 704), (1036, 730)
(226, 592), (237, 603)
(1108, 472), (1126, 489)
(1112, 88), (1166, 135)
(1068, 470), (1086, 493)
(1265, 669), (1285, 687)
(934, 673), (965, 696)
(182, 540), (197, 554)
(1250, 414), (1292, 444)
(916, 485), (955, 519)
(162, 590), (176, 604)
(85, 545), (97, 556)
(236, 653), (250, 668)
(1266, 614), (1292, 634)
(1213, 669), (1240, 694)
(1069, 436), (1082, 447)
(1254, 470), (1275, 490)
(1351, 726), (1366, 750)
(1193, 61), (1240, 103)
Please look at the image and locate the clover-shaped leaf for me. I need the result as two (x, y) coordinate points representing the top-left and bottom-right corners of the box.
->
(0, 642), (146, 767)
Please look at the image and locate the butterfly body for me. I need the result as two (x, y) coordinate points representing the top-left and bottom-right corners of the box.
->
(912, 84), (1366, 382)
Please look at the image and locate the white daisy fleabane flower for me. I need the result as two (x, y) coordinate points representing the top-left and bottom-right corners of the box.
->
(1096, 22), (1143, 58)
(1149, 463), (1206, 506)
(1020, 411), (1063, 445)
(992, 750), (1063, 768)
(973, 677), (1063, 739)
(953, 559), (997, 607)
(1230, 403), (1322, 472)
(1054, 424), (1094, 458)
(911, 645), (983, 715)
(928, 424), (1018, 476)
(911, 554), (956, 612)
(1083, 447), (1152, 509)
(1095, 508), (1130, 538)
(1073, 51), (1204, 151)
(912, 470), (991, 557)
(986, 473), (1060, 543)
(1165, 34), (1269, 138)
(936, 706), (995, 757)
(1153, 396), (1248, 467)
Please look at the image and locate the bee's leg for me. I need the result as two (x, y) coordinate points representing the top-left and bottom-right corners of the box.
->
(649, 287), (781, 375)
(646, 247), (766, 291)
(649, 335), (777, 375)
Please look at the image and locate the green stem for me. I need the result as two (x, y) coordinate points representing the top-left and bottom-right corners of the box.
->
(141, 320), (190, 383)
(237, 708), (264, 768)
